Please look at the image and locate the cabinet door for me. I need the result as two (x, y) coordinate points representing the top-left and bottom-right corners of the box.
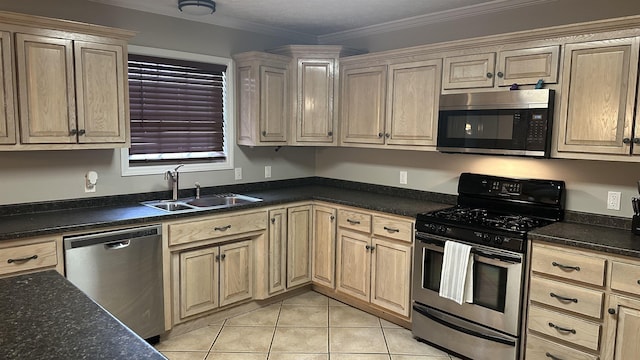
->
(442, 53), (496, 90)
(287, 204), (313, 288)
(268, 208), (287, 294)
(312, 205), (336, 288)
(386, 59), (441, 146)
(340, 65), (387, 145)
(336, 229), (371, 302)
(370, 237), (412, 317)
(0, 31), (15, 145)
(16, 33), (76, 144)
(296, 59), (335, 143)
(179, 247), (219, 319)
(260, 65), (288, 143)
(556, 38), (639, 155)
(219, 241), (253, 307)
(495, 45), (560, 86)
(74, 41), (126, 144)
(605, 295), (640, 360)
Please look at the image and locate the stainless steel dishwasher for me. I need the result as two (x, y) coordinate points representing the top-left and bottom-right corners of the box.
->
(64, 224), (164, 340)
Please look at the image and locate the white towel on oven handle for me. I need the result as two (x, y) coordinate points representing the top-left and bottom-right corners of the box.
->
(439, 240), (474, 305)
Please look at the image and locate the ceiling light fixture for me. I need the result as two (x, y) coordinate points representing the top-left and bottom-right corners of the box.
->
(178, 0), (216, 16)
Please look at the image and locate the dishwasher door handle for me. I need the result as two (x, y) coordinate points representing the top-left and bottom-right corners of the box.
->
(104, 240), (131, 250)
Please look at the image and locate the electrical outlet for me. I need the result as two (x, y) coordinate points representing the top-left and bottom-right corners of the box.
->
(265, 166), (272, 179)
(234, 167), (242, 180)
(607, 191), (621, 210)
(400, 171), (408, 185)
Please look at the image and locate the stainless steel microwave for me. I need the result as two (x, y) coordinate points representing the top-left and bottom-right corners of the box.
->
(437, 89), (554, 158)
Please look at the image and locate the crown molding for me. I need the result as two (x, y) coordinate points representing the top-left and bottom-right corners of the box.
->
(88, 0), (317, 43)
(317, 0), (558, 44)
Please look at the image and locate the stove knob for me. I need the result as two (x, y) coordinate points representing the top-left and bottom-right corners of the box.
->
(494, 236), (504, 245)
(482, 233), (491, 242)
(437, 225), (447, 234)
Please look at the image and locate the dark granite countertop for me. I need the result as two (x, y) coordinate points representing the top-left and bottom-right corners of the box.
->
(0, 270), (166, 360)
(529, 221), (640, 258)
(0, 178), (455, 241)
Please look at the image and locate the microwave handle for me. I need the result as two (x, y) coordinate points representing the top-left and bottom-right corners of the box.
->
(413, 303), (516, 347)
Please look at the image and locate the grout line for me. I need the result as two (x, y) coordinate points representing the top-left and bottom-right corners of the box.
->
(380, 318), (392, 358)
(266, 300), (283, 359)
(207, 318), (227, 355)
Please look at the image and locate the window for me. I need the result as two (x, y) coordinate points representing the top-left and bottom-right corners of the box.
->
(121, 45), (234, 176)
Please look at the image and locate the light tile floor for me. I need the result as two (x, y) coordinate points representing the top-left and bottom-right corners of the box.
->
(156, 291), (462, 360)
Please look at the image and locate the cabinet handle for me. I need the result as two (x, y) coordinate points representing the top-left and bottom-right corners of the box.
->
(486, 72), (493, 79)
(220, 254), (226, 261)
(328, 131), (333, 136)
(637, 279), (640, 285)
(378, 132), (383, 138)
(370, 245), (375, 252)
(545, 352), (563, 360)
(497, 71), (504, 78)
(608, 308), (616, 315)
(270, 218), (276, 224)
(7, 255), (38, 264)
(262, 131), (267, 136)
(548, 322), (576, 334)
(623, 138), (632, 144)
(215, 255), (220, 261)
(634, 138), (640, 144)
(384, 226), (400, 233)
(69, 129), (78, 136)
(214, 225), (232, 231)
(365, 245), (371, 251)
(551, 261), (580, 272)
(385, 133), (390, 138)
(550, 292), (578, 303)
(347, 219), (360, 225)
(78, 129), (86, 136)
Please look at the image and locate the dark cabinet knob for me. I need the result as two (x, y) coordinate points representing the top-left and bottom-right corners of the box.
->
(634, 138), (640, 144)
(385, 133), (390, 138)
(78, 129), (86, 136)
(270, 218), (276, 224)
(497, 72), (504, 78)
(623, 138), (631, 144)
(327, 131), (333, 136)
(262, 131), (267, 136)
(378, 133), (383, 138)
(486, 72), (493, 79)
(608, 308), (616, 315)
(330, 215), (335, 221)
(69, 129), (78, 136)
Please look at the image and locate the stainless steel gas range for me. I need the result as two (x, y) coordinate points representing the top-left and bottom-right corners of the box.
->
(412, 173), (565, 360)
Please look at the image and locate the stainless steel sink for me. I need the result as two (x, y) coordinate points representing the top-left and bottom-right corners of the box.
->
(142, 193), (262, 213)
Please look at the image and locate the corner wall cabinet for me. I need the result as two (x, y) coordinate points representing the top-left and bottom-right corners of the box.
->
(234, 51), (290, 146)
(526, 240), (640, 360)
(0, 11), (133, 150)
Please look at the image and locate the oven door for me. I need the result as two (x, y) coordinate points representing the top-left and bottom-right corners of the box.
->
(412, 232), (523, 336)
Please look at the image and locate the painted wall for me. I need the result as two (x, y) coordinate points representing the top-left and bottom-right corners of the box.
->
(0, 0), (316, 205)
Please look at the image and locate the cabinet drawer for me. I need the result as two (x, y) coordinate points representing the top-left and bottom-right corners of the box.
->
(372, 216), (413, 243)
(0, 241), (57, 275)
(525, 333), (599, 360)
(529, 276), (604, 318)
(531, 244), (606, 286)
(168, 212), (267, 245)
(610, 261), (640, 296)
(338, 209), (371, 233)
(528, 305), (601, 351)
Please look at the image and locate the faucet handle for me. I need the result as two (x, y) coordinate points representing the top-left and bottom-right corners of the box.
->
(195, 182), (201, 199)
(174, 164), (184, 172)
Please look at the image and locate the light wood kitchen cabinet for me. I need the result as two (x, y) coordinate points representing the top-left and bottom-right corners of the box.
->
(268, 45), (361, 146)
(312, 204), (336, 288)
(0, 30), (15, 145)
(442, 45), (559, 90)
(605, 295), (640, 360)
(287, 204), (313, 287)
(335, 207), (413, 318)
(267, 208), (287, 295)
(340, 58), (441, 149)
(178, 240), (253, 319)
(555, 37), (640, 157)
(0, 236), (62, 277)
(234, 51), (290, 146)
(15, 33), (127, 146)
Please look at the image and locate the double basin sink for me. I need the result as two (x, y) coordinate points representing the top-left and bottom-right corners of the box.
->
(142, 193), (262, 213)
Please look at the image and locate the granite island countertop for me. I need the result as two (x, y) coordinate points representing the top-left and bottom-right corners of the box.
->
(0, 270), (166, 360)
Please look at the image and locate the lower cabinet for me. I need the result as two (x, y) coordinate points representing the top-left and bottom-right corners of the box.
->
(178, 240), (253, 319)
(335, 207), (413, 318)
(605, 295), (640, 360)
(287, 204), (313, 288)
(0, 236), (63, 277)
(312, 204), (337, 288)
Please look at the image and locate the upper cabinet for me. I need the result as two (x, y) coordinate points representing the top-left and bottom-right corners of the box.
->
(340, 57), (441, 149)
(555, 37), (640, 158)
(0, 11), (134, 150)
(269, 46), (362, 146)
(442, 45), (560, 90)
(234, 51), (290, 147)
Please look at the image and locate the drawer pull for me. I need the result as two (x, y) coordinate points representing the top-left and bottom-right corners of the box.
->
(550, 292), (578, 303)
(7, 255), (38, 264)
(548, 322), (576, 334)
(383, 226), (400, 233)
(551, 261), (580, 272)
(214, 225), (232, 231)
(545, 352), (563, 360)
(347, 219), (361, 225)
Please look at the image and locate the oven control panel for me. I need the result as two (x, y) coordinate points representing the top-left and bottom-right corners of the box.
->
(415, 222), (524, 253)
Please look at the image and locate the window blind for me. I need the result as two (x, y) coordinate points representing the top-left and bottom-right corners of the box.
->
(128, 54), (227, 162)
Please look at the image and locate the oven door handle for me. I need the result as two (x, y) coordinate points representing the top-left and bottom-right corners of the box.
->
(473, 250), (521, 264)
(412, 304), (517, 347)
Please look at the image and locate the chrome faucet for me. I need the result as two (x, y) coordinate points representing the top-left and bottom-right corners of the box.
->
(165, 164), (184, 201)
